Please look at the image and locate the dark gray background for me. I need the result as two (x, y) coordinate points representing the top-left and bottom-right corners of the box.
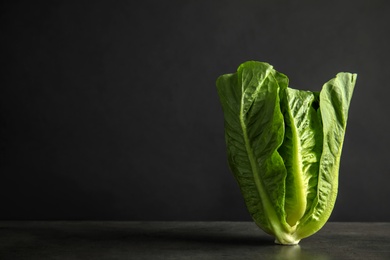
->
(1, 0), (389, 221)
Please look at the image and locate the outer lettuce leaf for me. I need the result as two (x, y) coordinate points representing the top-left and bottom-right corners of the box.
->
(216, 61), (356, 244)
(296, 73), (357, 239)
(217, 61), (294, 243)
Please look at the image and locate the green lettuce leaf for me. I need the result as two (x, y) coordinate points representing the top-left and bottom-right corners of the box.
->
(216, 61), (356, 244)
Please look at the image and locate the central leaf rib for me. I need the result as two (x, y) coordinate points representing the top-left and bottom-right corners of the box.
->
(284, 103), (307, 226)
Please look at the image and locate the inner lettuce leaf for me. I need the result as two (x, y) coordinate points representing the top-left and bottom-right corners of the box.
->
(216, 61), (356, 245)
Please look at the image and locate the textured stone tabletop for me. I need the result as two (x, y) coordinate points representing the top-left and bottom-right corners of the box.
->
(0, 221), (389, 259)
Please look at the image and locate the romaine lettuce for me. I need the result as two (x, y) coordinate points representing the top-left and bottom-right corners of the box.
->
(216, 61), (356, 245)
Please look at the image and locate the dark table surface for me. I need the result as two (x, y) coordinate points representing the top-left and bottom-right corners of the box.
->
(0, 221), (389, 260)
